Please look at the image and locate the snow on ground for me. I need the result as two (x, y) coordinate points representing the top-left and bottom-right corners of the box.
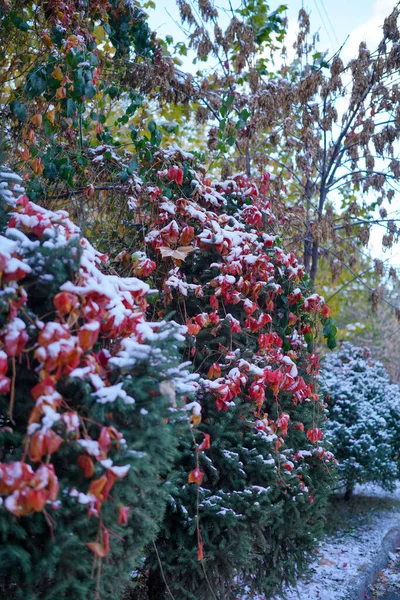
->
(268, 483), (400, 600)
(369, 550), (400, 597)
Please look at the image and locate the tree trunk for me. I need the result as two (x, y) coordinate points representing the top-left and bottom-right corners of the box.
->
(344, 487), (353, 501)
(309, 240), (319, 281)
(303, 179), (313, 273)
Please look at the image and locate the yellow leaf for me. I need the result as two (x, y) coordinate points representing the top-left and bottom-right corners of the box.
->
(51, 66), (63, 81)
(47, 109), (55, 125)
(93, 25), (106, 42)
(191, 413), (202, 426)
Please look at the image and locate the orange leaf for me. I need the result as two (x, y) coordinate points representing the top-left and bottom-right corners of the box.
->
(88, 475), (108, 500)
(86, 542), (108, 558)
(54, 291), (79, 315)
(321, 304), (331, 318)
(29, 431), (46, 462)
(55, 86), (66, 100)
(45, 430), (63, 455)
(26, 489), (47, 513)
(78, 322), (100, 351)
(207, 363), (221, 380)
(26, 129), (35, 143)
(179, 226), (195, 246)
(188, 468), (204, 484)
(31, 114), (42, 127)
(31, 156), (44, 176)
(21, 147), (30, 161)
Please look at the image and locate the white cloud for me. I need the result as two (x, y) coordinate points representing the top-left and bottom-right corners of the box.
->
(342, 0), (394, 59)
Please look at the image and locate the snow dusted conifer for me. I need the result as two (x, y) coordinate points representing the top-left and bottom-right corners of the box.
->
(322, 343), (400, 498)
(0, 170), (198, 600)
(117, 147), (337, 599)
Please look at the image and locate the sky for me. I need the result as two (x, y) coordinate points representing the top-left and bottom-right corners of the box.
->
(147, 0), (400, 266)
(148, 0), (389, 59)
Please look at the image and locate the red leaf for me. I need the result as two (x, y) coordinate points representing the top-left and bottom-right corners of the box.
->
(103, 529), (110, 554)
(167, 166), (183, 185)
(118, 505), (130, 525)
(321, 304), (331, 318)
(197, 540), (204, 561)
(306, 428), (323, 444)
(188, 468), (204, 485)
(77, 455), (94, 478)
(198, 433), (211, 452)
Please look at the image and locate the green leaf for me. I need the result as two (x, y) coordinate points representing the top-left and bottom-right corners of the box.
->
(66, 49), (79, 69)
(84, 82), (96, 99)
(107, 86), (119, 99)
(66, 98), (77, 118)
(151, 129), (162, 147)
(236, 119), (247, 130)
(25, 67), (48, 98)
(59, 164), (74, 186)
(327, 335), (337, 350)
(11, 13), (29, 32)
(51, 25), (64, 46)
(323, 319), (332, 337)
(304, 332), (313, 344)
(10, 100), (28, 122)
(43, 162), (58, 180)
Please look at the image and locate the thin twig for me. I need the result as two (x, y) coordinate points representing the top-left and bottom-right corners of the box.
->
(152, 541), (177, 600)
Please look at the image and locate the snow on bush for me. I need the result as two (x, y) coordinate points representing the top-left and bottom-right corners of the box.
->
(0, 146), (338, 599)
(114, 146), (338, 598)
(0, 169), (198, 598)
(322, 342), (400, 496)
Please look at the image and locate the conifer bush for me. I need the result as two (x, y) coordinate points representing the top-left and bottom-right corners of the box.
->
(321, 342), (400, 498)
(113, 147), (337, 599)
(0, 169), (198, 600)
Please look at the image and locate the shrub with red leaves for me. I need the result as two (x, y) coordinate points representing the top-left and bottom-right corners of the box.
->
(0, 169), (197, 600)
(110, 147), (337, 599)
